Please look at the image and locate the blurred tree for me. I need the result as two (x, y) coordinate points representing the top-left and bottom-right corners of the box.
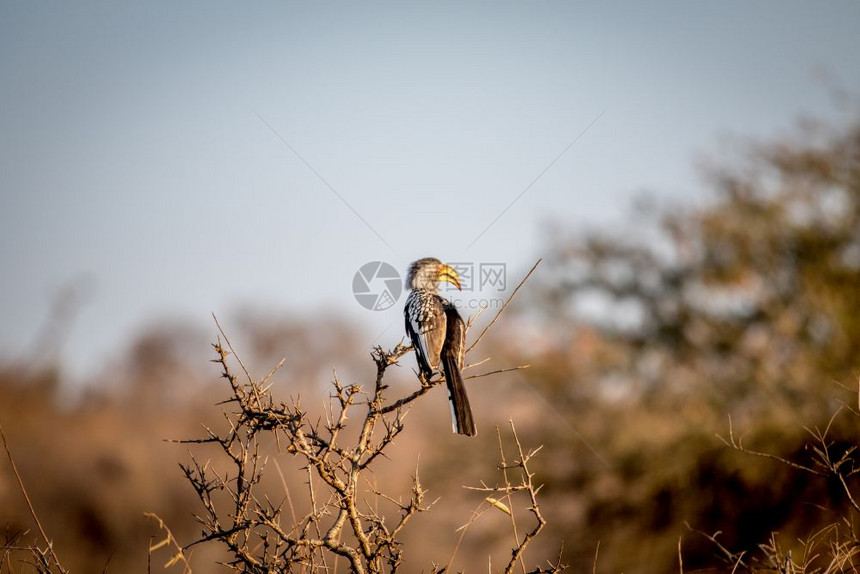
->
(518, 114), (860, 572)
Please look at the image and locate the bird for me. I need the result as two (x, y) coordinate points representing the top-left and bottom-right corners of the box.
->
(404, 257), (476, 436)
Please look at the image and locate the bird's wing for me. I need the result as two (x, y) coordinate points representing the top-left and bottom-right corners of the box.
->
(442, 301), (465, 369)
(405, 293), (447, 373)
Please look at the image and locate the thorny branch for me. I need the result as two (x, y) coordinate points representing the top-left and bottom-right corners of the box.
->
(147, 260), (561, 572)
(691, 392), (860, 572)
(0, 424), (67, 574)
(461, 422), (564, 574)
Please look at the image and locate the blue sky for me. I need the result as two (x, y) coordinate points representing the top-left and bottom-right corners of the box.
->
(2, 2), (859, 378)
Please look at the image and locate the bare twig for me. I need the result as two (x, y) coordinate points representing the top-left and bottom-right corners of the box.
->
(466, 259), (542, 354)
(213, 313), (253, 384)
(463, 364), (530, 381)
(458, 422), (565, 574)
(717, 416), (824, 476)
(704, 405), (860, 571)
(0, 423), (66, 574)
(146, 513), (192, 574)
(686, 523), (749, 571)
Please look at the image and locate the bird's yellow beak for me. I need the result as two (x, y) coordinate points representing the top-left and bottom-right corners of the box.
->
(439, 264), (462, 290)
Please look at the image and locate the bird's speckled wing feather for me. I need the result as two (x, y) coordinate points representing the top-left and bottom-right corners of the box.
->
(405, 290), (447, 374)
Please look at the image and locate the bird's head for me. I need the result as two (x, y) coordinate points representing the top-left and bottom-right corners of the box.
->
(405, 257), (462, 291)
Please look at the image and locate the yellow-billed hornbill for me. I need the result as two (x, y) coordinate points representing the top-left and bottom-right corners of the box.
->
(404, 257), (476, 436)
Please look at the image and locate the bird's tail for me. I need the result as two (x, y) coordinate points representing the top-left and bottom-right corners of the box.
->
(442, 352), (476, 436)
